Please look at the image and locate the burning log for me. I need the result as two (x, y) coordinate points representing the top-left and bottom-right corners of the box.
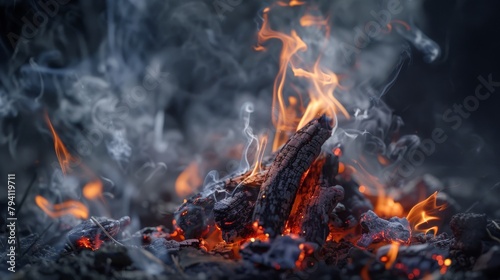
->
(66, 216), (130, 251)
(300, 185), (344, 244)
(357, 210), (411, 248)
(253, 115), (333, 237)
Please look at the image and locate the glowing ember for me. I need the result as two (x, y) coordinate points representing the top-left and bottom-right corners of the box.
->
(256, 2), (349, 151)
(44, 112), (79, 175)
(35, 195), (88, 219)
(83, 179), (103, 200)
(76, 236), (103, 251)
(200, 226), (224, 251)
(175, 161), (203, 198)
(406, 192), (447, 236)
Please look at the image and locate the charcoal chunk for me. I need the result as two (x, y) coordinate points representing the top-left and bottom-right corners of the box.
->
(357, 210), (411, 248)
(241, 236), (314, 270)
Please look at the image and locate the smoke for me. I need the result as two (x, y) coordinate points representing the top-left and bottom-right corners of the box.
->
(0, 0), (440, 227)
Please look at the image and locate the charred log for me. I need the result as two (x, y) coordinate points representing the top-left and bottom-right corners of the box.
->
(300, 185), (344, 245)
(213, 187), (260, 243)
(253, 115), (333, 237)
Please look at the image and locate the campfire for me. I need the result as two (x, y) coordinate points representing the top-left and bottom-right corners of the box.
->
(1, 0), (499, 279)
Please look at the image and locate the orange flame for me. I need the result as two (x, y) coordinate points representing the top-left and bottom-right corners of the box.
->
(381, 241), (400, 269)
(348, 160), (404, 218)
(374, 191), (404, 218)
(45, 113), (79, 174)
(406, 192), (447, 236)
(200, 226), (224, 251)
(175, 161), (203, 198)
(35, 195), (88, 219)
(256, 4), (349, 151)
(249, 134), (269, 177)
(83, 179), (103, 200)
(277, 0), (305, 7)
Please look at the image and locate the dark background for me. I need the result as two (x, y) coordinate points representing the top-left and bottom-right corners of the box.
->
(386, 0), (500, 172)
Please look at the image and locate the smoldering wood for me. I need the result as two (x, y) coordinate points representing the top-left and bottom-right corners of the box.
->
(175, 193), (217, 239)
(376, 243), (450, 277)
(213, 187), (260, 243)
(175, 166), (268, 239)
(300, 185), (344, 245)
(241, 235), (314, 270)
(66, 216), (130, 250)
(286, 156), (326, 234)
(320, 240), (355, 268)
(329, 203), (357, 230)
(321, 152), (340, 186)
(357, 210), (411, 248)
(253, 115), (333, 237)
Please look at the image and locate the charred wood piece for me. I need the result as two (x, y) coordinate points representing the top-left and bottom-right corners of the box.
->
(321, 152), (340, 186)
(300, 185), (344, 245)
(287, 156), (326, 234)
(253, 115), (333, 237)
(241, 236), (315, 270)
(450, 213), (487, 256)
(329, 203), (357, 230)
(125, 225), (186, 245)
(357, 210), (410, 248)
(175, 167), (268, 239)
(175, 194), (216, 239)
(66, 216), (130, 250)
(213, 187), (260, 243)
(376, 243), (450, 276)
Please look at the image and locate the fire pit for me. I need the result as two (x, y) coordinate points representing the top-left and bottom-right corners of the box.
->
(1, 0), (500, 279)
